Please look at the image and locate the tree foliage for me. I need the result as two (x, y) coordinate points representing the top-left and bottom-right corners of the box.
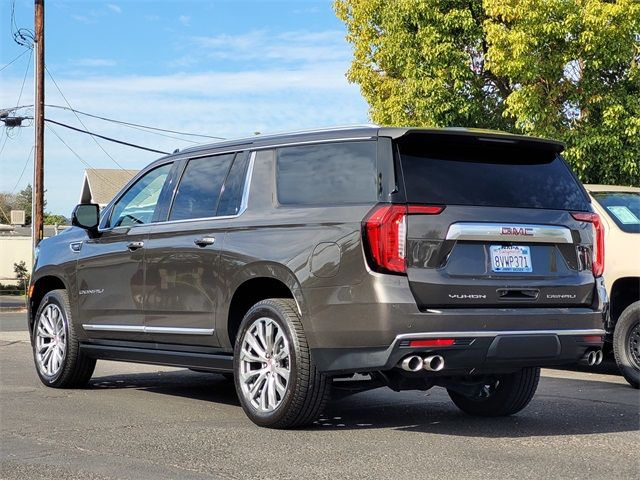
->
(335, 0), (640, 185)
(0, 184), (66, 225)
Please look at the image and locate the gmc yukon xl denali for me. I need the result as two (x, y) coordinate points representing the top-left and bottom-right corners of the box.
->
(28, 127), (607, 428)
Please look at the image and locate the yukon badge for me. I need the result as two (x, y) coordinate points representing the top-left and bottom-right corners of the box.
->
(449, 294), (487, 299)
(501, 226), (534, 236)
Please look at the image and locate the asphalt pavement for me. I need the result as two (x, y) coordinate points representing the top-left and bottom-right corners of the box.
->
(1, 316), (639, 480)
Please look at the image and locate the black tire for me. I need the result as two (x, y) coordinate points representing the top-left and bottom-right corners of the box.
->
(31, 289), (96, 388)
(613, 301), (640, 389)
(447, 367), (540, 417)
(233, 298), (329, 428)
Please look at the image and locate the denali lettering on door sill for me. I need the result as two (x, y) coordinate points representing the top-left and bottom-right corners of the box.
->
(79, 289), (104, 295)
(448, 294), (487, 299)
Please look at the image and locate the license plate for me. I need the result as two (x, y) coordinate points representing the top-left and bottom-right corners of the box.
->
(490, 245), (532, 273)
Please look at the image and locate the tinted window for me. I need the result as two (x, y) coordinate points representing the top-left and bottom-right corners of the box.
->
(170, 154), (234, 221)
(277, 141), (378, 205)
(110, 163), (172, 228)
(592, 192), (640, 233)
(217, 154), (249, 216)
(398, 138), (589, 210)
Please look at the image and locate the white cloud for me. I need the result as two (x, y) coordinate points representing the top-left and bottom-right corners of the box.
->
(179, 15), (190, 27)
(107, 4), (122, 14)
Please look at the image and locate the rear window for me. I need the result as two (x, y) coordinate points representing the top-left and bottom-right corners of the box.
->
(397, 137), (589, 211)
(276, 141), (378, 205)
(591, 192), (640, 234)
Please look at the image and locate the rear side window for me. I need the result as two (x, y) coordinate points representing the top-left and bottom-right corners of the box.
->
(397, 137), (589, 210)
(276, 141), (378, 205)
(170, 154), (234, 221)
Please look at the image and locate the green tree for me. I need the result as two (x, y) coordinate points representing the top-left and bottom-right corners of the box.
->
(43, 213), (68, 225)
(335, 0), (640, 185)
(13, 261), (30, 291)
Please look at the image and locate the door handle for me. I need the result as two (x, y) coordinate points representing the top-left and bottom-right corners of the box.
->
(127, 241), (144, 251)
(194, 237), (215, 247)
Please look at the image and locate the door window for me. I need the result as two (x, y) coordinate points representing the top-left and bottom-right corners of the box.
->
(110, 163), (172, 228)
(169, 153), (235, 221)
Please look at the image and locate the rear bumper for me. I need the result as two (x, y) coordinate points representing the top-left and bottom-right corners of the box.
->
(312, 328), (605, 374)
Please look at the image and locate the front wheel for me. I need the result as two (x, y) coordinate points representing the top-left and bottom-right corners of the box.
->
(613, 301), (640, 389)
(447, 367), (540, 417)
(32, 289), (96, 388)
(233, 298), (329, 428)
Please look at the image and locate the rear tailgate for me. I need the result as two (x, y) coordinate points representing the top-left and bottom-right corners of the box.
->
(396, 132), (597, 310)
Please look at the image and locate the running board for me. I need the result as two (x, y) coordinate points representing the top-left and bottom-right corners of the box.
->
(80, 343), (234, 372)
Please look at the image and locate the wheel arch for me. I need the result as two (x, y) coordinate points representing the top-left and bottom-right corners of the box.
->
(610, 277), (640, 326)
(223, 262), (307, 348)
(29, 275), (68, 333)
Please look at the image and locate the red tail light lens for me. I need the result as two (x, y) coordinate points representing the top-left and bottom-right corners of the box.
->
(571, 212), (604, 277)
(363, 204), (444, 274)
(409, 339), (455, 347)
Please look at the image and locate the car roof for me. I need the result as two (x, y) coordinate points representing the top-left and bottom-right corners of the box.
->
(584, 184), (640, 193)
(169, 125), (566, 160)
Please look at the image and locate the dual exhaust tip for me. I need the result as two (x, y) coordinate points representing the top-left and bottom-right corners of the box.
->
(400, 354), (445, 372)
(582, 349), (603, 367)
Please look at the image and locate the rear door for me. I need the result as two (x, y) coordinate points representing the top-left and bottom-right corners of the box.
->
(395, 133), (596, 310)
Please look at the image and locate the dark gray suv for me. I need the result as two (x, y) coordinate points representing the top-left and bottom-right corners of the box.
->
(29, 127), (607, 428)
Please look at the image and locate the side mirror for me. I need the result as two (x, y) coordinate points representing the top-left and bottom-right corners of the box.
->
(72, 204), (100, 230)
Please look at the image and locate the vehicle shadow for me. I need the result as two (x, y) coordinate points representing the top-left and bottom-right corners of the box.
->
(88, 370), (639, 437)
(90, 369), (241, 407)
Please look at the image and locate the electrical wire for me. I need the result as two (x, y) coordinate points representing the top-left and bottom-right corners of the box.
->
(9, 146), (34, 194)
(45, 123), (119, 189)
(45, 66), (128, 170)
(44, 118), (170, 155)
(15, 48), (33, 108)
(0, 48), (29, 72)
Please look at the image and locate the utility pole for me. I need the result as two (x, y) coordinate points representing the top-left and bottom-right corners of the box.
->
(33, 0), (44, 253)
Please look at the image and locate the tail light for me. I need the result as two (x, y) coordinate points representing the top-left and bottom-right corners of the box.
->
(363, 204), (444, 274)
(571, 212), (604, 277)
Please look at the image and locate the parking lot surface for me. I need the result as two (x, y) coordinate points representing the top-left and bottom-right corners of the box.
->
(1, 322), (639, 480)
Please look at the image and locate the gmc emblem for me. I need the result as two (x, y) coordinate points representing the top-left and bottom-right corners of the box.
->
(501, 227), (534, 236)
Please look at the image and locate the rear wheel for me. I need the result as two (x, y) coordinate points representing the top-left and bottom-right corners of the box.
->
(447, 367), (540, 417)
(613, 301), (640, 389)
(32, 289), (96, 388)
(233, 298), (329, 428)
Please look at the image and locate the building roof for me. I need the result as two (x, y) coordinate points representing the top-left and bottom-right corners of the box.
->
(0, 224), (68, 237)
(80, 169), (138, 207)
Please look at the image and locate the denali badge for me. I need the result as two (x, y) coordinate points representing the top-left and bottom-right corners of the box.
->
(79, 289), (104, 295)
(449, 294), (487, 299)
(501, 226), (534, 236)
(546, 294), (576, 299)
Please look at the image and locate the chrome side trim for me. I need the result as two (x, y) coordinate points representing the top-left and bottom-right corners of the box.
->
(446, 223), (573, 244)
(82, 325), (214, 335)
(395, 329), (605, 341)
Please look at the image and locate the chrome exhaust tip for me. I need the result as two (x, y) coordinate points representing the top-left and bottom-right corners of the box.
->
(400, 355), (424, 372)
(423, 355), (445, 372)
(587, 350), (596, 366)
(594, 349), (603, 365)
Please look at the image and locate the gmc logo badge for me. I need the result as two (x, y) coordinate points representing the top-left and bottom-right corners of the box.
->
(501, 227), (534, 236)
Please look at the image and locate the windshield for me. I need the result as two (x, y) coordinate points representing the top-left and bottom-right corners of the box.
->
(591, 192), (640, 234)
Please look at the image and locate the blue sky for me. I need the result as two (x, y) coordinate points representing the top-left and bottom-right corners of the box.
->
(0, 0), (369, 216)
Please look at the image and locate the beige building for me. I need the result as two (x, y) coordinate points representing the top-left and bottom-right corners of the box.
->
(79, 168), (139, 207)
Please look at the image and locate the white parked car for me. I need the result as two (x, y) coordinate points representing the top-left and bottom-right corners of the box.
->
(585, 185), (639, 388)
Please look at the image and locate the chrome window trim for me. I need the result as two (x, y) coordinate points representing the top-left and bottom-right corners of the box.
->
(445, 223), (573, 244)
(395, 329), (604, 342)
(109, 151), (256, 229)
(82, 324), (214, 335)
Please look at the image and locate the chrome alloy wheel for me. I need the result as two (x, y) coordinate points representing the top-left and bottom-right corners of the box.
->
(239, 317), (291, 412)
(35, 303), (67, 378)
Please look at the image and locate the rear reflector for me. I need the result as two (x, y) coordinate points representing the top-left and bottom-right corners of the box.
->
(363, 204), (444, 274)
(409, 339), (455, 348)
(583, 335), (603, 344)
(571, 212), (604, 277)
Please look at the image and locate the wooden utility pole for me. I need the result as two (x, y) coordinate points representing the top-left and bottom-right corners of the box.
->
(33, 0), (44, 252)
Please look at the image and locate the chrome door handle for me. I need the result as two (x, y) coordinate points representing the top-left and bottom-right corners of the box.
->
(127, 241), (144, 251)
(194, 237), (215, 247)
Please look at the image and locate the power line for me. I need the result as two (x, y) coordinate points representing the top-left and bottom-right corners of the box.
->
(44, 118), (170, 155)
(45, 65), (128, 170)
(15, 48), (32, 109)
(44, 123), (119, 189)
(0, 48), (29, 72)
(9, 145), (34, 194)
(45, 104), (225, 140)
